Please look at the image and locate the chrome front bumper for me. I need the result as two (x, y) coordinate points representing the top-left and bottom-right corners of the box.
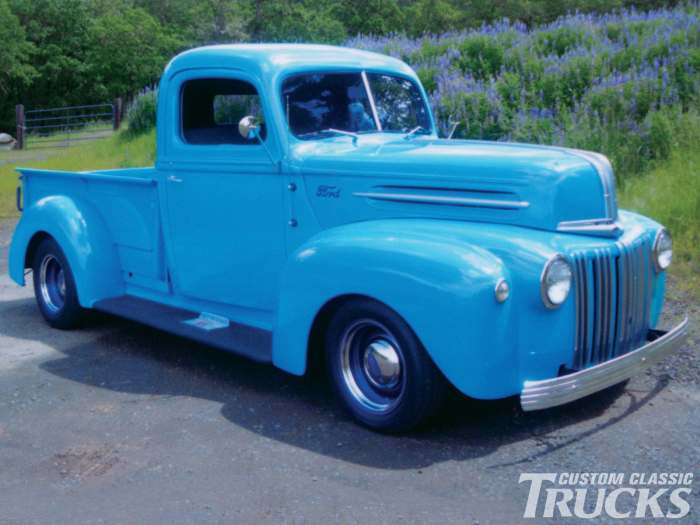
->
(521, 317), (689, 411)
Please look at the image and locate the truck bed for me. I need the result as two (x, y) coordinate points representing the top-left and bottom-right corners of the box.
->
(18, 166), (167, 292)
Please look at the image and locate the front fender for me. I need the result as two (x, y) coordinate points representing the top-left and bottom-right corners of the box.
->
(274, 219), (518, 398)
(9, 195), (123, 307)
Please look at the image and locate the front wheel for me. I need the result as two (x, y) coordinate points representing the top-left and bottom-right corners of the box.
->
(325, 299), (446, 432)
(32, 237), (85, 329)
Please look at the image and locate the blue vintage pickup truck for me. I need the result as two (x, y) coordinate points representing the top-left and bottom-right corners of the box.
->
(9, 44), (688, 431)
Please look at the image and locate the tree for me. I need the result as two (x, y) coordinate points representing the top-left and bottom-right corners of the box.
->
(406, 0), (461, 36)
(86, 4), (181, 100)
(0, 0), (34, 95)
(247, 0), (346, 43)
(10, 0), (94, 108)
(0, 0), (35, 130)
(132, 0), (249, 44)
(336, 0), (405, 36)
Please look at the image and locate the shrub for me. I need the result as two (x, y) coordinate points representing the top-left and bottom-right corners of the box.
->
(127, 88), (158, 135)
(350, 4), (700, 181)
(455, 35), (505, 80)
(646, 110), (673, 160)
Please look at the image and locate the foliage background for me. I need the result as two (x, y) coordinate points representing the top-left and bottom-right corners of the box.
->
(1, 0), (698, 286)
(0, 0), (687, 131)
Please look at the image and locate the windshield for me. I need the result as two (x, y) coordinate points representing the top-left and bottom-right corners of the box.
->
(282, 72), (431, 139)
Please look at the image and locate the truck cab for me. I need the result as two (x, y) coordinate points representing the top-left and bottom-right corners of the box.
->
(9, 45), (688, 431)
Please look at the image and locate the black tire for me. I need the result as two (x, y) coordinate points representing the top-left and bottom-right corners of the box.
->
(325, 298), (446, 432)
(32, 237), (84, 329)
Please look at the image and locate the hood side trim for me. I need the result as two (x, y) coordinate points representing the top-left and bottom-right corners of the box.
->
(557, 218), (622, 238)
(353, 191), (530, 210)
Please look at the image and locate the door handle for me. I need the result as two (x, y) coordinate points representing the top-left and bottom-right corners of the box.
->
(167, 175), (183, 183)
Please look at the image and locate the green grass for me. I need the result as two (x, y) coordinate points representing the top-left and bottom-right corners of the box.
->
(620, 145), (700, 297)
(0, 130), (156, 218)
(618, 106), (700, 297)
(22, 123), (114, 150)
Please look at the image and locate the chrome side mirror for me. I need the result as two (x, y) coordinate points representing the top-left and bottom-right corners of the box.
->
(238, 114), (276, 165)
(238, 115), (259, 140)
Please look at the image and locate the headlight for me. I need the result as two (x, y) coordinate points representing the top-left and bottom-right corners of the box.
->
(653, 228), (672, 272)
(541, 255), (573, 308)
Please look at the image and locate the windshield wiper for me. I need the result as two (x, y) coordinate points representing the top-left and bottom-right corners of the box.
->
(300, 128), (359, 145)
(403, 126), (430, 141)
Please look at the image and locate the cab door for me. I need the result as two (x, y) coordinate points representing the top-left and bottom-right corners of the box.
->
(161, 70), (285, 314)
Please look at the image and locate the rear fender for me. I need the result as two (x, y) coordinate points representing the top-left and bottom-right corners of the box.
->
(9, 195), (123, 307)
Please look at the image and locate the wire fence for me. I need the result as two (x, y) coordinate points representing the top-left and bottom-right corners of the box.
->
(15, 99), (122, 150)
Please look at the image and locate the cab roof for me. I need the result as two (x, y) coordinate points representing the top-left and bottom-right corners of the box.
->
(163, 44), (415, 81)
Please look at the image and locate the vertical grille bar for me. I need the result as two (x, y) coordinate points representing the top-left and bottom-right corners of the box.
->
(574, 254), (583, 368)
(571, 236), (653, 370)
(636, 242), (646, 344)
(629, 245), (639, 355)
(635, 242), (649, 346)
(612, 253), (622, 358)
(599, 251), (610, 362)
(592, 253), (603, 364)
(632, 243), (641, 346)
(642, 247), (654, 342)
(617, 248), (628, 355)
(603, 250), (616, 361)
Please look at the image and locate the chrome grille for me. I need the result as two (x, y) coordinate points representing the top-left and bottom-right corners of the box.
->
(572, 236), (653, 369)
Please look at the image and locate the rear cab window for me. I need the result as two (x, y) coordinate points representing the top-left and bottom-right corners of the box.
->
(181, 78), (266, 145)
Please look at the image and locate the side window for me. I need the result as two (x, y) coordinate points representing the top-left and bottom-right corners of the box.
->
(181, 78), (266, 145)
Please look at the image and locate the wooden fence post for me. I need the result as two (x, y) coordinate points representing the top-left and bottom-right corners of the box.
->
(15, 104), (25, 150)
(113, 97), (123, 131)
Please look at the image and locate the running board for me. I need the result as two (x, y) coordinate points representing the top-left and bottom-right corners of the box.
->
(93, 296), (272, 363)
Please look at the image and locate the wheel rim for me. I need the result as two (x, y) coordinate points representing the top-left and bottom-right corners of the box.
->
(340, 319), (405, 413)
(39, 254), (66, 313)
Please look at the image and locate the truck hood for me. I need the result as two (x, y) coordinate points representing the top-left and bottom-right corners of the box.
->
(290, 136), (619, 236)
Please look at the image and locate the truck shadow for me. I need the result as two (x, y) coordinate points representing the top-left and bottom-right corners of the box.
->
(0, 295), (670, 470)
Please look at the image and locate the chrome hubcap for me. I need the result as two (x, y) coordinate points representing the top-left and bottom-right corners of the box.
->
(39, 254), (66, 313)
(340, 319), (405, 413)
(363, 339), (401, 389)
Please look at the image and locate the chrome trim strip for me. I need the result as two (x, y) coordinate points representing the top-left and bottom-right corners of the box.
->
(557, 218), (622, 238)
(566, 149), (618, 220)
(353, 191), (530, 209)
(361, 71), (382, 132)
(521, 317), (689, 411)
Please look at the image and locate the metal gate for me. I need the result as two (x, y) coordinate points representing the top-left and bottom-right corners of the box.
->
(15, 99), (122, 150)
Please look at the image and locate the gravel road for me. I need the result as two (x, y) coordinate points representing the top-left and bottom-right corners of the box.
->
(0, 219), (698, 524)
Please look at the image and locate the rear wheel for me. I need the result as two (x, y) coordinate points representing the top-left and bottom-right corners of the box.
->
(325, 298), (446, 432)
(32, 237), (84, 329)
